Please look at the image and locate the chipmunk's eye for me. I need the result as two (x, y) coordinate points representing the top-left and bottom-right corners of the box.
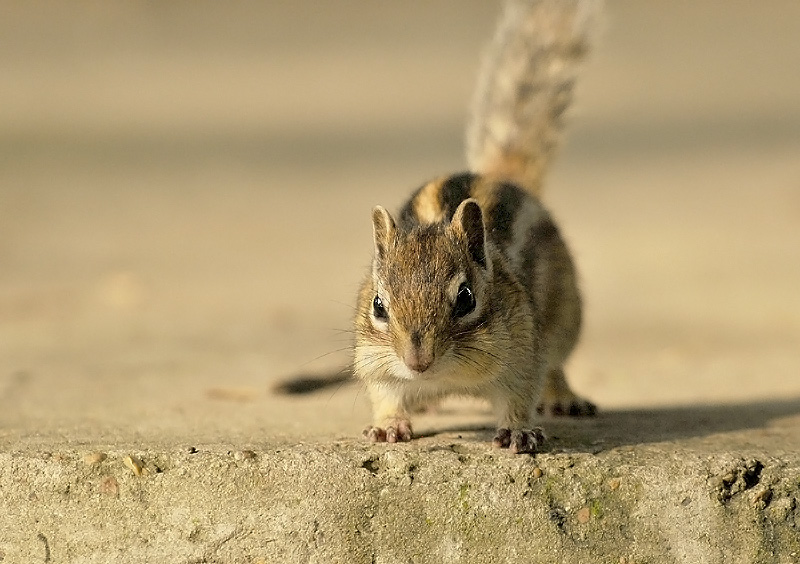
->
(372, 294), (388, 321)
(453, 283), (476, 318)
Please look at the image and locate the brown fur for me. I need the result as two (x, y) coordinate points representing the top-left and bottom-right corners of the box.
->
(354, 0), (599, 453)
(355, 175), (592, 453)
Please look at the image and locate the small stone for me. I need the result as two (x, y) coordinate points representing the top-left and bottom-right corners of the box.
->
(100, 476), (119, 497)
(97, 271), (145, 310)
(532, 467), (543, 479)
(608, 478), (620, 491)
(123, 455), (144, 476)
(206, 387), (258, 402)
(767, 496), (795, 521)
(83, 452), (107, 465)
(235, 449), (257, 461)
(681, 497), (692, 506)
(576, 506), (591, 524)
(751, 487), (772, 507)
(187, 446), (198, 454)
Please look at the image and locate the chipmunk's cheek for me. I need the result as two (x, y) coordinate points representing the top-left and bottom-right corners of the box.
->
(370, 317), (390, 333)
(386, 353), (419, 381)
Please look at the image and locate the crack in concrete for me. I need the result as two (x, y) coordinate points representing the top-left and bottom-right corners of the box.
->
(184, 526), (246, 564)
(36, 533), (50, 563)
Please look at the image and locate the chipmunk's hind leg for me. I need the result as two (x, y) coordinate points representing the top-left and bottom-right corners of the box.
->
(536, 368), (597, 417)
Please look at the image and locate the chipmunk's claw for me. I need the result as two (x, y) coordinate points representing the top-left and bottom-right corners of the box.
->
(492, 427), (545, 454)
(363, 420), (413, 443)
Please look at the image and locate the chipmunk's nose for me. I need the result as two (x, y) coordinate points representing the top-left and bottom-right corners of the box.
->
(403, 348), (433, 373)
(403, 331), (433, 373)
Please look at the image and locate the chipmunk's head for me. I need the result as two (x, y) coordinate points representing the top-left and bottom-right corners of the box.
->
(356, 199), (495, 383)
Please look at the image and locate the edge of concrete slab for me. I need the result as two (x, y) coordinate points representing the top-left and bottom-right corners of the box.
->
(1, 433), (799, 564)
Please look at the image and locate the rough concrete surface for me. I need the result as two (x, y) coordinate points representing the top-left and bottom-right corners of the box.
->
(2, 1), (800, 562)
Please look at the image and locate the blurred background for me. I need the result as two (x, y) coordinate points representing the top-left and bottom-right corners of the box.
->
(1, 1), (799, 440)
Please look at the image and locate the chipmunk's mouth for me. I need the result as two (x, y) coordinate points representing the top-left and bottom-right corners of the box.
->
(394, 348), (464, 383)
(392, 354), (440, 381)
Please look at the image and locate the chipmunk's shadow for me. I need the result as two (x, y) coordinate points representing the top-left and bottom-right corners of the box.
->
(416, 397), (800, 452)
(273, 372), (800, 451)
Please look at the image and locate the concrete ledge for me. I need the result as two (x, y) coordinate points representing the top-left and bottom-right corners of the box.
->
(3, 423), (799, 564)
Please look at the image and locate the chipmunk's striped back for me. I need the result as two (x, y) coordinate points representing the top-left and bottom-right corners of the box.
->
(398, 172), (560, 286)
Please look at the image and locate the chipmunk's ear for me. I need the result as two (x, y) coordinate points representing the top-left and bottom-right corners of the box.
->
(451, 199), (487, 269)
(371, 205), (396, 263)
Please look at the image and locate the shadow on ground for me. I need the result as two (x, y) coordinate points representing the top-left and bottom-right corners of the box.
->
(429, 398), (800, 453)
(273, 371), (800, 452)
(586, 398), (800, 446)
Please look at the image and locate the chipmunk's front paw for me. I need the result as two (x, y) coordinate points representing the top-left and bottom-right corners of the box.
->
(492, 427), (545, 454)
(363, 419), (413, 443)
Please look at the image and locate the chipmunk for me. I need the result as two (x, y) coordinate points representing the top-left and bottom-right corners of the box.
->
(353, 0), (600, 454)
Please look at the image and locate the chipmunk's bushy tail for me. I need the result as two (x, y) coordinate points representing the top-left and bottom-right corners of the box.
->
(466, 0), (601, 197)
